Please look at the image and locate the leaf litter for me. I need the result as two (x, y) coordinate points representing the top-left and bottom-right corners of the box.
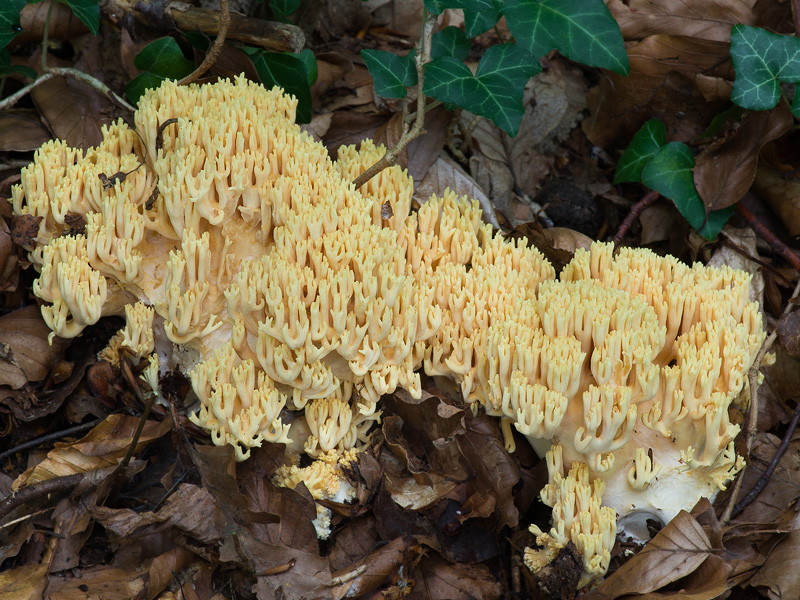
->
(2, 0), (800, 599)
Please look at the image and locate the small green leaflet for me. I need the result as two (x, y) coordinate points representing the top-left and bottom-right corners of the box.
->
(362, 49), (416, 99)
(641, 142), (734, 240)
(63, 0), (100, 36)
(424, 43), (540, 136)
(431, 27), (470, 61)
(0, 0), (26, 51)
(0, 47), (36, 79)
(503, 0), (629, 75)
(614, 119), (666, 184)
(730, 25), (800, 118)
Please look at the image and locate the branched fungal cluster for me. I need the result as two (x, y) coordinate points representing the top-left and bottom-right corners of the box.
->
(11, 77), (764, 585)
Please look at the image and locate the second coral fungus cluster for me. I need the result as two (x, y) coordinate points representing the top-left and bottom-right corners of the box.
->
(11, 76), (764, 585)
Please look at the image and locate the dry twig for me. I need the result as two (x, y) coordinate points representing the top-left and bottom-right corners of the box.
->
(611, 190), (660, 246)
(178, 0), (230, 85)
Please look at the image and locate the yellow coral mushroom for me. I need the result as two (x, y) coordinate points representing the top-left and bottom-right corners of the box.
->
(11, 74), (765, 586)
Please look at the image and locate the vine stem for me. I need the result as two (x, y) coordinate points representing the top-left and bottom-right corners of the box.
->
(178, 0), (230, 85)
(352, 12), (437, 190)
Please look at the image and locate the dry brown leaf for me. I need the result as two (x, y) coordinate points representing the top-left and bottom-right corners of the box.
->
(323, 111), (388, 158)
(0, 110), (51, 152)
(586, 511), (726, 598)
(583, 35), (732, 149)
(405, 104), (450, 183)
(0, 562), (48, 600)
(751, 167), (800, 236)
(410, 554), (503, 600)
(14, 0), (88, 45)
(0, 217), (18, 292)
(608, 0), (757, 43)
(746, 520), (800, 600)
(90, 483), (224, 544)
(0, 305), (69, 390)
(709, 226), (764, 305)
(694, 102), (792, 212)
(328, 516), (382, 571)
(12, 415), (171, 489)
(777, 312), (800, 357)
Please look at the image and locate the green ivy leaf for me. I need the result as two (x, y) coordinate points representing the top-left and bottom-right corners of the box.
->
(298, 48), (317, 86)
(431, 26), (470, 61)
(126, 72), (167, 104)
(269, 0), (300, 21)
(614, 119), (666, 184)
(730, 25), (800, 116)
(134, 37), (194, 78)
(424, 43), (540, 136)
(503, 0), (629, 75)
(0, 0), (26, 50)
(464, 0), (502, 37)
(249, 50), (313, 123)
(0, 46), (35, 78)
(63, 0), (100, 36)
(641, 142), (733, 239)
(425, 0), (494, 15)
(362, 49), (416, 99)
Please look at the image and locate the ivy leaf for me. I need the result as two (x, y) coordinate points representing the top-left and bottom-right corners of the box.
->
(63, 0), (100, 36)
(424, 43), (540, 136)
(133, 37), (194, 78)
(503, 0), (629, 75)
(269, 0), (300, 21)
(126, 72), (167, 104)
(641, 142), (733, 239)
(614, 119), (666, 184)
(464, 0), (502, 37)
(363, 49), (417, 99)
(249, 50), (313, 123)
(0, 0), (26, 50)
(0, 48), (36, 78)
(298, 48), (317, 86)
(431, 26), (470, 61)
(425, 0), (494, 15)
(730, 25), (800, 116)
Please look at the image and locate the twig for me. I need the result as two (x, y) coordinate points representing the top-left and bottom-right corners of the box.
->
(730, 398), (800, 519)
(611, 190), (660, 246)
(721, 275), (800, 524)
(0, 419), (103, 462)
(735, 203), (800, 272)
(178, 0), (230, 85)
(0, 3), (136, 113)
(352, 12), (437, 190)
(0, 473), (85, 521)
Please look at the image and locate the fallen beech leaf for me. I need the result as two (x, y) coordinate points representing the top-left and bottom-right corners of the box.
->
(0, 110), (51, 152)
(751, 166), (800, 236)
(542, 227), (593, 255)
(608, 0), (758, 43)
(694, 101), (792, 212)
(413, 554), (503, 600)
(0, 216), (18, 292)
(587, 511), (726, 598)
(747, 521), (800, 600)
(0, 305), (69, 389)
(0, 562), (48, 600)
(777, 312), (800, 357)
(328, 535), (420, 599)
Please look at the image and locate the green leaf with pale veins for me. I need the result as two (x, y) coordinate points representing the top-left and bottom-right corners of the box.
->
(424, 43), (540, 136)
(249, 50), (313, 123)
(642, 142), (734, 239)
(63, 0), (100, 36)
(614, 119), (666, 184)
(0, 0), (26, 50)
(503, 0), (629, 75)
(464, 0), (502, 37)
(425, 0), (494, 15)
(431, 26), (470, 61)
(134, 37), (194, 78)
(730, 25), (800, 117)
(362, 49), (417, 99)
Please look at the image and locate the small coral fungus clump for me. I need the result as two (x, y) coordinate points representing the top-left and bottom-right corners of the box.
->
(11, 76), (765, 586)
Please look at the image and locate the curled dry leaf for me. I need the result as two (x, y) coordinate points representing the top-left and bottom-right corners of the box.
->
(14, 0), (89, 45)
(0, 216), (18, 292)
(0, 111), (52, 153)
(746, 515), (800, 600)
(694, 102), (792, 212)
(709, 226), (764, 305)
(0, 305), (69, 390)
